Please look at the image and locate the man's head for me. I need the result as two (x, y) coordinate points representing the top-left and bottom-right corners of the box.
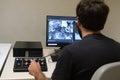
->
(76, 0), (109, 31)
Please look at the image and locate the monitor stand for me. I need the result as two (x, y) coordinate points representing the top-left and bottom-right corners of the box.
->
(51, 45), (66, 62)
(54, 48), (61, 54)
(51, 48), (61, 62)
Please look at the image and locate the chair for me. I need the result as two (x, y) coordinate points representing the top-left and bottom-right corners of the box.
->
(91, 61), (120, 80)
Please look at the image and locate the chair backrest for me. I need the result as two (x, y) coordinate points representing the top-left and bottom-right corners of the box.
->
(91, 61), (120, 80)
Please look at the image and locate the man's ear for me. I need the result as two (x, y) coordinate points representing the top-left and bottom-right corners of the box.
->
(77, 19), (81, 28)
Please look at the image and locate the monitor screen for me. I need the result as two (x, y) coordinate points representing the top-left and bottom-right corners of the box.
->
(46, 15), (82, 48)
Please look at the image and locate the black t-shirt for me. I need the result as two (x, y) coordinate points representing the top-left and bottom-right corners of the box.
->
(51, 34), (120, 80)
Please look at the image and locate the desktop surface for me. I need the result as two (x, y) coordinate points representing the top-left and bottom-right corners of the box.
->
(0, 49), (56, 80)
(0, 43), (11, 76)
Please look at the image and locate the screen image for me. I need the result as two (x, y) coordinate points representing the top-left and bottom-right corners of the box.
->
(46, 15), (82, 47)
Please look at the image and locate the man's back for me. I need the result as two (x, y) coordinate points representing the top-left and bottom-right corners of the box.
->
(28, 1), (120, 80)
(52, 34), (120, 80)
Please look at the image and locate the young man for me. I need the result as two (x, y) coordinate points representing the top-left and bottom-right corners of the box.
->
(28, 0), (120, 80)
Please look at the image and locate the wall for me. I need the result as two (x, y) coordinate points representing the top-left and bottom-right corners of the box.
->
(0, 0), (79, 48)
(0, 0), (120, 48)
(102, 0), (120, 42)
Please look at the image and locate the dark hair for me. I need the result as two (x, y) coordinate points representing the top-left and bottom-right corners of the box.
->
(76, 0), (109, 31)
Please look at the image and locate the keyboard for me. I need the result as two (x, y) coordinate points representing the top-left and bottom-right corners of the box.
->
(13, 57), (47, 72)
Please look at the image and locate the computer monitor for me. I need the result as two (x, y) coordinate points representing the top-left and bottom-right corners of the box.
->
(46, 15), (82, 49)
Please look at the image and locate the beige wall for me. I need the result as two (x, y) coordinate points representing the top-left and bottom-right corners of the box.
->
(102, 0), (120, 42)
(0, 0), (120, 48)
(0, 0), (79, 47)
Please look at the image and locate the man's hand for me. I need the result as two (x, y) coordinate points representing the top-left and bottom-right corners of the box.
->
(28, 60), (45, 80)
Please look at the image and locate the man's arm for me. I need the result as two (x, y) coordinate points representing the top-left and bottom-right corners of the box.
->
(34, 72), (52, 80)
(28, 60), (52, 80)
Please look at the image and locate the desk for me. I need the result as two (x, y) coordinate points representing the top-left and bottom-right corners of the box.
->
(0, 49), (56, 80)
(0, 43), (11, 76)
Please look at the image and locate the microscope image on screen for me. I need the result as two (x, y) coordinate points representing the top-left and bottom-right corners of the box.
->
(48, 20), (74, 40)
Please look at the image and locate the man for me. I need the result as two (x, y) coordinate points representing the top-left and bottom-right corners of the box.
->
(28, 0), (120, 80)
